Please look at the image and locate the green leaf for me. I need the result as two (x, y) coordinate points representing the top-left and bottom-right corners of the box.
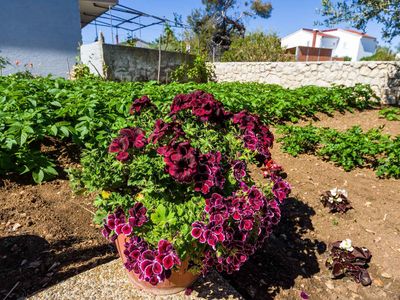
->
(20, 131), (28, 146)
(32, 169), (44, 183)
(60, 126), (69, 137)
(50, 125), (58, 136)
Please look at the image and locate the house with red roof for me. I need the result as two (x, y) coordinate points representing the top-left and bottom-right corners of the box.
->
(281, 28), (377, 61)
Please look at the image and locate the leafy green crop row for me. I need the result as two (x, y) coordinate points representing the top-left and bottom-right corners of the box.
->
(0, 75), (377, 183)
(379, 107), (400, 121)
(278, 125), (400, 178)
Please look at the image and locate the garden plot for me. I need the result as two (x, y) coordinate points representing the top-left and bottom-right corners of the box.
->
(1, 77), (399, 299)
(1, 107), (399, 299)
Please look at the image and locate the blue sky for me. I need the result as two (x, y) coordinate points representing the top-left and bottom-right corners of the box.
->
(81, 0), (399, 48)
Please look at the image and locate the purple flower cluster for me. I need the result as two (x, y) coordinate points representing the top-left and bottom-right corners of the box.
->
(232, 160), (247, 181)
(124, 238), (181, 286)
(108, 127), (147, 161)
(170, 91), (231, 123)
(102, 204), (181, 286)
(157, 141), (225, 194)
(191, 184), (283, 274)
(272, 176), (291, 203)
(104, 91), (291, 284)
(102, 203), (148, 241)
(130, 95), (152, 115)
(194, 152), (225, 194)
(233, 111), (274, 165)
(149, 119), (185, 144)
(158, 141), (198, 183)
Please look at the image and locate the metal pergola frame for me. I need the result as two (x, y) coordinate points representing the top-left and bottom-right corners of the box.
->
(84, 3), (190, 42)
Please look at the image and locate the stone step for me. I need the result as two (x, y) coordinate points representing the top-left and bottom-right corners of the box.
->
(29, 259), (244, 300)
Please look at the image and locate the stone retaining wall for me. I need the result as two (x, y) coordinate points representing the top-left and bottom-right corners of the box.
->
(213, 62), (400, 104)
(81, 41), (194, 82)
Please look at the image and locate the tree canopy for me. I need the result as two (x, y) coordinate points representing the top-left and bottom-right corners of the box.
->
(319, 0), (400, 41)
(187, 0), (272, 55)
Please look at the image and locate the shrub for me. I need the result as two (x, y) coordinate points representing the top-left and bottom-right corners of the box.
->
(360, 47), (397, 61)
(221, 32), (294, 62)
(86, 91), (291, 285)
(171, 55), (215, 83)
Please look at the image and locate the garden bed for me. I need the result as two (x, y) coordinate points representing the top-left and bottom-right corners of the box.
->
(1, 108), (399, 299)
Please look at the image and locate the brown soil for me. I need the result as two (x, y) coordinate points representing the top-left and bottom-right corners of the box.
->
(297, 108), (400, 136)
(1, 108), (399, 300)
(0, 180), (116, 299)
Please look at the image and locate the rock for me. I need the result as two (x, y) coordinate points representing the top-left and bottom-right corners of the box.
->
(12, 223), (22, 231)
(325, 280), (334, 290)
(381, 272), (392, 279)
(373, 278), (384, 287)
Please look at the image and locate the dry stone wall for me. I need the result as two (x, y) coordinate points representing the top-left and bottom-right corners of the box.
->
(213, 62), (400, 104)
(81, 41), (194, 82)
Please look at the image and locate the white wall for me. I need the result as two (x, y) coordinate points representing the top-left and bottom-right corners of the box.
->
(282, 30), (314, 48)
(0, 0), (82, 78)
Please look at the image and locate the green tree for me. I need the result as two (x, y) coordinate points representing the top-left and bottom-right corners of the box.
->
(187, 0), (273, 56)
(319, 0), (400, 41)
(151, 24), (185, 52)
(0, 54), (10, 75)
(360, 46), (398, 61)
(221, 32), (294, 62)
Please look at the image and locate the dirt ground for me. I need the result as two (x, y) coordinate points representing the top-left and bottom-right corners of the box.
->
(1, 108), (399, 300)
(0, 180), (116, 299)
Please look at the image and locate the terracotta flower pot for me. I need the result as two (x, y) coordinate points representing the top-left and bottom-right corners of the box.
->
(115, 234), (199, 295)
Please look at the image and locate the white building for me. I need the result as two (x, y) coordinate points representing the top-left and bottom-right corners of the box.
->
(281, 28), (377, 61)
(0, 0), (118, 77)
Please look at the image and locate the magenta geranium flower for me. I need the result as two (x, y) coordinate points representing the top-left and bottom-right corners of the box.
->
(128, 202), (148, 227)
(160, 141), (198, 183)
(119, 127), (147, 149)
(149, 119), (185, 144)
(170, 93), (193, 115)
(232, 110), (260, 131)
(232, 160), (247, 181)
(130, 95), (152, 115)
(108, 127), (147, 162)
(272, 177), (291, 203)
(156, 240), (181, 270)
(194, 151), (225, 194)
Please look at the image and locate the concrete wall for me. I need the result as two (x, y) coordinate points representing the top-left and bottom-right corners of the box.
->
(81, 42), (194, 82)
(0, 0), (81, 78)
(213, 61), (400, 104)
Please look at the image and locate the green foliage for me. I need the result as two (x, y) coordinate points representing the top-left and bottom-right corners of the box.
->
(379, 106), (400, 121)
(171, 55), (215, 83)
(319, 0), (400, 41)
(0, 55), (10, 74)
(151, 24), (186, 52)
(278, 125), (400, 178)
(221, 32), (294, 62)
(361, 47), (397, 61)
(187, 0), (272, 55)
(0, 75), (377, 183)
(71, 64), (96, 80)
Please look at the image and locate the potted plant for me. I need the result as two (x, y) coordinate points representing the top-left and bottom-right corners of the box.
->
(95, 91), (291, 294)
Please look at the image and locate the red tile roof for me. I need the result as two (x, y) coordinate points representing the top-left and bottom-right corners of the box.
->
(322, 28), (376, 39)
(301, 28), (338, 39)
